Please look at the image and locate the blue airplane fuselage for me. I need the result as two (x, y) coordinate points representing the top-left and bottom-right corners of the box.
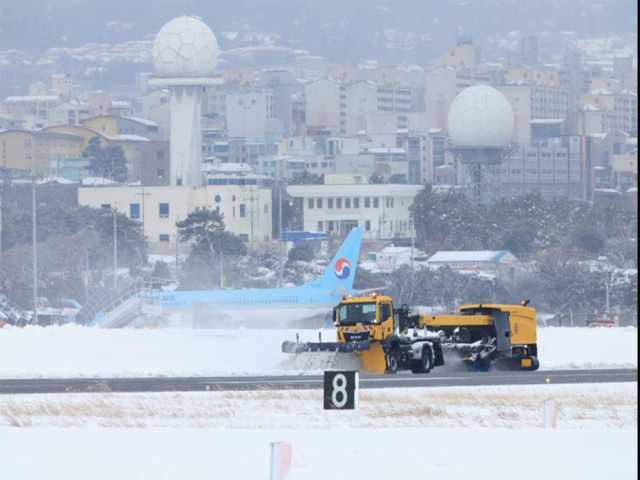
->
(143, 227), (364, 323)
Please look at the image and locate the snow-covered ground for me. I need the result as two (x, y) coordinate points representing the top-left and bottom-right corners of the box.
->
(0, 325), (636, 378)
(0, 383), (636, 479)
(1, 383), (635, 429)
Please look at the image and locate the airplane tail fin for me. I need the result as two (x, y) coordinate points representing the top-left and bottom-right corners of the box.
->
(311, 227), (363, 293)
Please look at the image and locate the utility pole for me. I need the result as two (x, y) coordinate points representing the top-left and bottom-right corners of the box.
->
(113, 208), (117, 290)
(605, 271), (611, 316)
(410, 212), (415, 273)
(175, 216), (179, 277)
(31, 175), (39, 325)
(219, 251), (224, 288)
(278, 178), (284, 288)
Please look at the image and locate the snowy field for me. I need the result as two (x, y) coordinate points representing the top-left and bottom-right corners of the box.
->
(0, 325), (636, 378)
(0, 383), (636, 479)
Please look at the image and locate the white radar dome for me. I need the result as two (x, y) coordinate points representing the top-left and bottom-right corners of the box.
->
(447, 85), (514, 148)
(152, 16), (218, 77)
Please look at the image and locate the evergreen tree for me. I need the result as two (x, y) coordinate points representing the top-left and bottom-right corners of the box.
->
(83, 137), (129, 183)
(176, 208), (247, 289)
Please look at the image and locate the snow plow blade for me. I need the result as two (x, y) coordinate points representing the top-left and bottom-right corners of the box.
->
(281, 340), (370, 354)
(281, 340), (388, 375)
(358, 342), (387, 375)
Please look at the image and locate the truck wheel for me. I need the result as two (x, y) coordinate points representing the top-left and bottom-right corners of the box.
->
(531, 356), (540, 370)
(385, 352), (399, 374)
(474, 355), (492, 372)
(411, 344), (433, 374)
(523, 356), (540, 371)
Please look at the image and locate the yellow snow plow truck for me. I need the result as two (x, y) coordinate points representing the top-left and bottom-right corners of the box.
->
(281, 294), (539, 374)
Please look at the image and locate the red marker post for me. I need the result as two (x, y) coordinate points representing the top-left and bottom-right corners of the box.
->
(270, 441), (292, 480)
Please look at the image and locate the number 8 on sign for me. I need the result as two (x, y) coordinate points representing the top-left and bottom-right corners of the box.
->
(324, 371), (358, 410)
(331, 373), (348, 408)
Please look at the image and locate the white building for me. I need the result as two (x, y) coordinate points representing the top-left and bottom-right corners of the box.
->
(78, 175), (272, 253)
(1, 95), (60, 129)
(225, 90), (281, 139)
(287, 174), (422, 239)
(426, 250), (520, 281)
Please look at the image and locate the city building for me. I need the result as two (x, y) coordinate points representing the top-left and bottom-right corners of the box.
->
(44, 124), (170, 185)
(1, 95), (60, 129)
(225, 90), (281, 139)
(78, 173), (273, 252)
(610, 148), (638, 192)
(82, 115), (163, 141)
(0, 129), (84, 175)
(490, 136), (585, 200)
(578, 90), (638, 136)
(426, 250), (520, 282)
(287, 174), (422, 240)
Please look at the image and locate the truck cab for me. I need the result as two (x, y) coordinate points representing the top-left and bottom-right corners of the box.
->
(333, 294), (395, 343)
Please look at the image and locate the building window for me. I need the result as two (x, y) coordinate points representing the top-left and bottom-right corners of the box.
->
(317, 198), (323, 208)
(336, 198), (342, 208)
(129, 203), (140, 219)
(240, 204), (247, 217)
(317, 221), (323, 231)
(159, 234), (170, 242)
(159, 203), (169, 218)
(308, 198), (315, 209)
(373, 197), (379, 208)
(364, 197), (370, 208)
(328, 221), (334, 232)
(214, 195), (221, 203)
(365, 220), (371, 231)
(354, 198), (360, 208)
(157, 169), (165, 179)
(345, 198), (351, 208)
(264, 204), (269, 214)
(328, 198), (334, 209)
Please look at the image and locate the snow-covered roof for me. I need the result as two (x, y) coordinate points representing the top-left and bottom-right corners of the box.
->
(368, 147), (406, 154)
(4, 95), (58, 102)
(112, 134), (150, 142)
(37, 176), (77, 185)
(594, 188), (623, 195)
(203, 162), (253, 173)
(111, 100), (131, 108)
(530, 118), (564, 124)
(122, 116), (159, 127)
(427, 250), (516, 263)
(81, 177), (118, 186)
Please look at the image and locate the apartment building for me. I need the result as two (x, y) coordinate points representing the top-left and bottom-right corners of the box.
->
(78, 173), (273, 252)
(287, 174), (422, 240)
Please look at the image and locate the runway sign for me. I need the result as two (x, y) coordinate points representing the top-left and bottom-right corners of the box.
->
(324, 370), (358, 410)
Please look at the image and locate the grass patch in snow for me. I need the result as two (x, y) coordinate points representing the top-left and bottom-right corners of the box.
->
(0, 383), (635, 430)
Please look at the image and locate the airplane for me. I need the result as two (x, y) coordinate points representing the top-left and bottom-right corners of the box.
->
(144, 227), (364, 326)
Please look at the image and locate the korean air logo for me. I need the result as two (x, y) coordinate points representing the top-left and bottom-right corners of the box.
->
(334, 258), (352, 280)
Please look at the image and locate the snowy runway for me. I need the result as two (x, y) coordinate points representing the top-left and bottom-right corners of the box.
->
(0, 325), (636, 378)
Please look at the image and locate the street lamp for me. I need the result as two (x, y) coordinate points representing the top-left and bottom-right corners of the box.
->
(598, 255), (613, 317)
(31, 174), (38, 325)
(112, 208), (118, 290)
